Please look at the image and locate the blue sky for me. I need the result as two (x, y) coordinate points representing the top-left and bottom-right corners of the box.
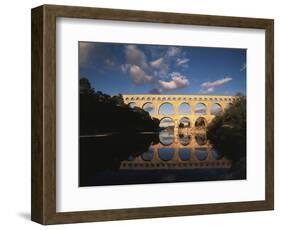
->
(79, 42), (246, 96)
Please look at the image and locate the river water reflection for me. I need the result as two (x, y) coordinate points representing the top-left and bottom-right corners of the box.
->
(79, 129), (245, 187)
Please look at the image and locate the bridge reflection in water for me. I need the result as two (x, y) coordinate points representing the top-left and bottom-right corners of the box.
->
(79, 129), (238, 187)
(120, 129), (232, 171)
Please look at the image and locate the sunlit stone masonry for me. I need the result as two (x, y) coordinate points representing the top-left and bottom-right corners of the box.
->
(123, 94), (240, 131)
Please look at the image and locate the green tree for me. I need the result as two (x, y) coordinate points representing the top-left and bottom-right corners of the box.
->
(79, 78), (92, 94)
(207, 96), (246, 162)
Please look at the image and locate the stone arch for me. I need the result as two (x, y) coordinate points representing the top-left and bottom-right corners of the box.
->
(195, 117), (207, 128)
(179, 148), (192, 161)
(159, 117), (175, 128)
(195, 134), (207, 145)
(158, 148), (174, 161)
(127, 155), (134, 161)
(159, 117), (175, 145)
(225, 102), (233, 110)
(178, 134), (191, 146)
(178, 117), (191, 128)
(128, 102), (137, 108)
(195, 148), (208, 161)
(141, 148), (154, 161)
(142, 102), (155, 115)
(212, 149), (223, 160)
(195, 102), (207, 115)
(178, 102), (191, 115)
(159, 102), (175, 115)
(211, 103), (223, 115)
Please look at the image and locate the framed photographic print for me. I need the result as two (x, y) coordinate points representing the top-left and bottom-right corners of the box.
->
(31, 4), (274, 225)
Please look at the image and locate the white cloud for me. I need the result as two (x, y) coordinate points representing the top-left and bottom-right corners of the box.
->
(199, 87), (215, 94)
(125, 45), (148, 69)
(205, 87), (214, 92)
(120, 64), (130, 73)
(150, 57), (165, 69)
(176, 58), (190, 66)
(150, 57), (169, 77)
(240, 63), (246, 72)
(166, 47), (180, 57)
(105, 59), (115, 67)
(159, 72), (189, 91)
(199, 76), (232, 94)
(201, 77), (232, 88)
(123, 45), (193, 88)
(129, 65), (153, 85)
(79, 42), (95, 66)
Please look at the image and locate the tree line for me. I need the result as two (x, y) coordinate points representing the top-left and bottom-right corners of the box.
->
(207, 94), (246, 162)
(80, 78), (160, 135)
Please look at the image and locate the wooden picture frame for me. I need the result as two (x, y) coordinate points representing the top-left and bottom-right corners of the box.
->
(31, 4), (274, 225)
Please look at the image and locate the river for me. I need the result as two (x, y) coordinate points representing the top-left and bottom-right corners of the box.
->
(79, 128), (245, 187)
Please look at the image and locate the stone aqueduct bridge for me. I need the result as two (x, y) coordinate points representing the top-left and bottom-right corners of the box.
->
(120, 134), (232, 170)
(120, 94), (238, 170)
(123, 94), (239, 128)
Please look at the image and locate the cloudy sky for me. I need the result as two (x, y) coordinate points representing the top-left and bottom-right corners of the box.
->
(79, 42), (246, 96)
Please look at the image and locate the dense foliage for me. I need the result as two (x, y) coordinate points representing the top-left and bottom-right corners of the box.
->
(79, 78), (160, 135)
(207, 96), (246, 162)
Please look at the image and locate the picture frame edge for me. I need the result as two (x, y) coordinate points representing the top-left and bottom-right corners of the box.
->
(31, 4), (274, 225)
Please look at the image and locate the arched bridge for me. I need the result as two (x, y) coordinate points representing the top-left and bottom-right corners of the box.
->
(120, 133), (232, 170)
(123, 94), (239, 128)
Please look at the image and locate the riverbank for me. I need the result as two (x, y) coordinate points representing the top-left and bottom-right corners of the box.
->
(80, 130), (162, 138)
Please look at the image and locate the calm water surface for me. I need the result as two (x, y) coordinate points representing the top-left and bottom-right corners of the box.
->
(79, 129), (245, 187)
